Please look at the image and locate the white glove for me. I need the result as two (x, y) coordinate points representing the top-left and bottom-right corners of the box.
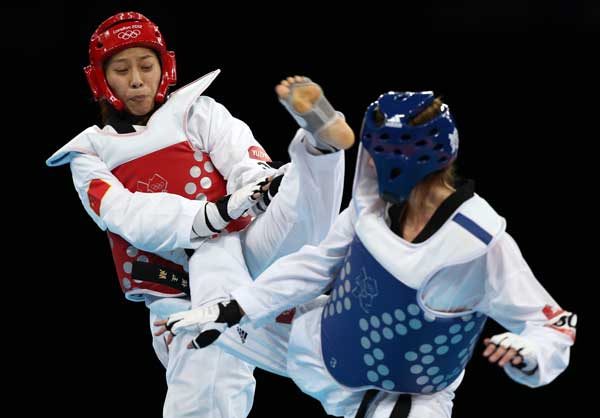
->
(247, 172), (285, 217)
(191, 177), (271, 238)
(490, 332), (539, 374)
(166, 303), (221, 335)
(166, 299), (243, 337)
(225, 178), (271, 219)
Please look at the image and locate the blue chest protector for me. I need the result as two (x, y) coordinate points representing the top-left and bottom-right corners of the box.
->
(320, 234), (487, 394)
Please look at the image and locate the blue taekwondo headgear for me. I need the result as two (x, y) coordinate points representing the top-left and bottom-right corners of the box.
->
(360, 91), (459, 203)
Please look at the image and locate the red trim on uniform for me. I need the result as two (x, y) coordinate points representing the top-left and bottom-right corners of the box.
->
(542, 305), (565, 320)
(542, 305), (576, 342)
(548, 326), (576, 341)
(247, 146), (272, 162)
(88, 178), (112, 216)
(275, 308), (296, 324)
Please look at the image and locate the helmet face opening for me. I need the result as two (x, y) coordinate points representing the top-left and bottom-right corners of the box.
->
(360, 91), (459, 203)
(84, 12), (177, 111)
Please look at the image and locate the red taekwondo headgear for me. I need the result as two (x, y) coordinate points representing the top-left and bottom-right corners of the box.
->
(84, 11), (177, 111)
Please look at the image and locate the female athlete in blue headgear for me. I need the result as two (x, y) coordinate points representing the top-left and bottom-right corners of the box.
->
(162, 91), (576, 418)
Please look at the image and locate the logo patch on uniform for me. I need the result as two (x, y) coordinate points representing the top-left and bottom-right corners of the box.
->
(542, 305), (577, 341)
(236, 326), (248, 344)
(137, 173), (168, 193)
(353, 267), (378, 314)
(87, 178), (112, 216)
(329, 357), (337, 368)
(248, 146), (272, 162)
(385, 114), (404, 128)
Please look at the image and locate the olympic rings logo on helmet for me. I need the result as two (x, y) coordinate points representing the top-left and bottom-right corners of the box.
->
(117, 30), (141, 40)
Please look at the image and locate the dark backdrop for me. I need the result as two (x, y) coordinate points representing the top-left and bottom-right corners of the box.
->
(8, 1), (594, 416)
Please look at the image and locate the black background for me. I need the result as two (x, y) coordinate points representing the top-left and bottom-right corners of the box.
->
(8, 1), (594, 416)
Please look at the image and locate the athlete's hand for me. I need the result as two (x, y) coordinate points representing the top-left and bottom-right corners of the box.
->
(483, 332), (538, 375)
(221, 177), (272, 220)
(192, 177), (272, 237)
(153, 321), (175, 346)
(156, 299), (244, 349)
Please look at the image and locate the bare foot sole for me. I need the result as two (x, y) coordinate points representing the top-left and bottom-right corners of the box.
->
(276, 75), (354, 151)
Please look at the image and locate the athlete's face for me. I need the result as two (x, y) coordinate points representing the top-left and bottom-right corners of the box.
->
(105, 47), (161, 116)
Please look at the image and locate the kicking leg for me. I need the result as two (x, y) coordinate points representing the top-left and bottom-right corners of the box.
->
(242, 76), (352, 277)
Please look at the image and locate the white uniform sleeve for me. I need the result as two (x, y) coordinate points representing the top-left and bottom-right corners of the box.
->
(70, 153), (204, 252)
(185, 96), (277, 193)
(479, 232), (576, 387)
(233, 204), (357, 327)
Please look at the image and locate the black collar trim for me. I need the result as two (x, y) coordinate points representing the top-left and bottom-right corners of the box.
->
(389, 180), (475, 243)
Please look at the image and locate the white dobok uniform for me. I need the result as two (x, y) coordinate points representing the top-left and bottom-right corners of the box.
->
(208, 144), (575, 418)
(46, 70), (346, 418)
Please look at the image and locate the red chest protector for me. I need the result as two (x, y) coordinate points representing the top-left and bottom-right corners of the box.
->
(108, 141), (251, 300)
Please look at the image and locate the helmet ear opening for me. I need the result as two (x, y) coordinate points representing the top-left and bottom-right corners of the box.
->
(373, 106), (385, 128)
(390, 168), (402, 180)
(410, 97), (444, 126)
(83, 65), (98, 98)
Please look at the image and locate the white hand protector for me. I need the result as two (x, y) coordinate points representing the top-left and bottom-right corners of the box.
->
(490, 332), (539, 374)
(224, 177), (271, 219)
(247, 173), (285, 217)
(191, 177), (271, 238)
(166, 303), (221, 335)
(166, 299), (243, 336)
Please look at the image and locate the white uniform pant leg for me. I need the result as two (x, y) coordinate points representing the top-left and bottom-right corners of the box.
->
(241, 131), (345, 278)
(286, 306), (365, 417)
(213, 296), (330, 377)
(146, 296), (256, 418)
(147, 296), (193, 368)
(188, 234), (253, 309)
(215, 321), (292, 377)
(163, 335), (256, 418)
